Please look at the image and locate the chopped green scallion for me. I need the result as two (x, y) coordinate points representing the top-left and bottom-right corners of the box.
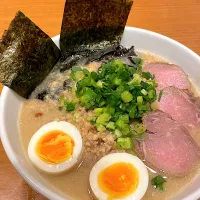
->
(121, 91), (133, 103)
(142, 72), (155, 80)
(106, 122), (115, 130)
(64, 101), (76, 112)
(133, 122), (146, 134)
(137, 96), (143, 104)
(148, 90), (155, 99)
(128, 74), (142, 85)
(95, 124), (106, 132)
(96, 80), (104, 88)
(103, 106), (115, 114)
(158, 90), (163, 102)
(67, 59), (160, 150)
(114, 129), (123, 138)
(116, 137), (133, 149)
(96, 113), (111, 125)
(113, 77), (122, 85)
(119, 114), (129, 124)
(141, 89), (148, 96)
(94, 108), (103, 116)
(116, 119), (127, 129)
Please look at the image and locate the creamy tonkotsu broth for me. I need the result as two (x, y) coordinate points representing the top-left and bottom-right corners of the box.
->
(18, 52), (200, 200)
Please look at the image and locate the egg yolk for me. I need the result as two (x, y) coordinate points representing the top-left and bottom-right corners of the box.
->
(98, 162), (139, 199)
(36, 130), (74, 164)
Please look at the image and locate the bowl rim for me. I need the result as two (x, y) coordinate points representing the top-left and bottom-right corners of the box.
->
(1, 26), (200, 200)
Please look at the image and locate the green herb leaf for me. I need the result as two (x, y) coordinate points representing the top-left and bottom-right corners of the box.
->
(151, 175), (166, 191)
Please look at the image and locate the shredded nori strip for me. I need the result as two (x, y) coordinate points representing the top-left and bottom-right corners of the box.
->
(97, 45), (137, 62)
(63, 79), (72, 90)
(36, 90), (47, 101)
(59, 0), (133, 71)
(0, 11), (61, 98)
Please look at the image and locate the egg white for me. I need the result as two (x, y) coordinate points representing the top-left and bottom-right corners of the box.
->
(28, 121), (83, 173)
(89, 153), (149, 200)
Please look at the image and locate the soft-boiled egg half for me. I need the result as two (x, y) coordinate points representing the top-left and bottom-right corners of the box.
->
(28, 121), (83, 173)
(89, 153), (148, 200)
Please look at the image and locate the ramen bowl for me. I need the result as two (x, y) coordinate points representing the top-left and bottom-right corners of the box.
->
(1, 27), (200, 200)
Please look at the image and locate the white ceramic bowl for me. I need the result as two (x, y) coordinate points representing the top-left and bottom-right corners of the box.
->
(1, 27), (200, 200)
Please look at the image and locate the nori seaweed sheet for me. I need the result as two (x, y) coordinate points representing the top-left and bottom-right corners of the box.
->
(59, 0), (133, 71)
(0, 11), (61, 98)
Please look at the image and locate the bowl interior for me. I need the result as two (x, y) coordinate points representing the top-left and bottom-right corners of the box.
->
(1, 27), (200, 200)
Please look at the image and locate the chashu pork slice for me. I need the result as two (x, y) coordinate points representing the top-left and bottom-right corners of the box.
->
(144, 63), (191, 91)
(158, 86), (200, 132)
(137, 111), (199, 176)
